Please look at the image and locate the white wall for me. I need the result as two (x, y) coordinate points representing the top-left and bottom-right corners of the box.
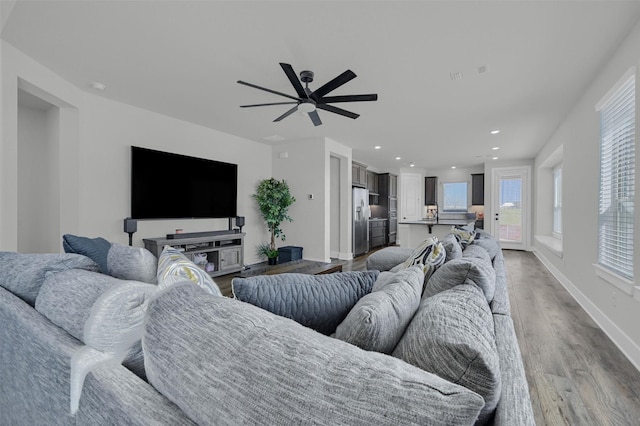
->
(2, 41), (272, 264)
(271, 137), (352, 262)
(330, 155), (341, 257)
(533, 20), (640, 369)
(17, 100), (59, 252)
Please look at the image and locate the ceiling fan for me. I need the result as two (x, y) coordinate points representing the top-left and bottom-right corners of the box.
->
(237, 63), (378, 126)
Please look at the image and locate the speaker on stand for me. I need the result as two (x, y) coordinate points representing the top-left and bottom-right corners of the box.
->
(235, 216), (245, 234)
(235, 216), (249, 270)
(123, 217), (137, 246)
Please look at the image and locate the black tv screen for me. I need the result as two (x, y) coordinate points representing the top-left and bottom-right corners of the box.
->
(131, 146), (238, 219)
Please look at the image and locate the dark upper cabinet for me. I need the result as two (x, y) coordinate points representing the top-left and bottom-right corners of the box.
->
(425, 176), (438, 205)
(352, 162), (367, 187)
(471, 173), (485, 205)
(367, 170), (379, 194)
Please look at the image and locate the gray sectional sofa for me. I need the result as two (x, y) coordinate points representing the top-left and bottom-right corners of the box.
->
(0, 230), (534, 425)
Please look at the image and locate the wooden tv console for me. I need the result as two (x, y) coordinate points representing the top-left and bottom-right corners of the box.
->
(143, 232), (245, 278)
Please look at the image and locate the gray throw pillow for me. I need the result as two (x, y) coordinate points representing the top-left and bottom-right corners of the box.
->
(63, 234), (111, 273)
(442, 233), (463, 262)
(63, 234), (158, 284)
(107, 243), (158, 284)
(425, 257), (496, 303)
(232, 271), (379, 335)
(0, 252), (98, 306)
(393, 282), (501, 425)
(143, 284), (485, 426)
(334, 266), (424, 354)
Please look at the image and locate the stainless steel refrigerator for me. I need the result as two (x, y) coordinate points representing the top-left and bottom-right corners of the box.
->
(353, 187), (370, 256)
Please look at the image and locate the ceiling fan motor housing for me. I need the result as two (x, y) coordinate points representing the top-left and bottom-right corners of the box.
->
(300, 70), (314, 84)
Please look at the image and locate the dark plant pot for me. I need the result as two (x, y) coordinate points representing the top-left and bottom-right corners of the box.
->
(268, 257), (278, 265)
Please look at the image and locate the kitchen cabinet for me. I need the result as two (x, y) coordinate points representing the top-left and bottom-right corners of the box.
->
(378, 173), (398, 245)
(369, 219), (387, 250)
(425, 176), (438, 205)
(352, 162), (368, 187)
(367, 171), (379, 194)
(471, 173), (485, 205)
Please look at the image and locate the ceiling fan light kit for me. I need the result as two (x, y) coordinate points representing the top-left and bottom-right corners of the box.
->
(238, 63), (378, 126)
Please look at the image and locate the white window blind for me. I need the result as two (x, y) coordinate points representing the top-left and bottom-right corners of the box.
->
(597, 72), (635, 280)
(553, 165), (562, 236)
(442, 182), (468, 211)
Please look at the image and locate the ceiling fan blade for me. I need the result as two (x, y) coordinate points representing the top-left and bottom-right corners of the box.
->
(308, 110), (322, 126)
(316, 103), (360, 120)
(319, 94), (378, 103)
(237, 80), (301, 102)
(273, 106), (299, 122)
(240, 102), (299, 108)
(310, 70), (357, 99)
(280, 63), (307, 99)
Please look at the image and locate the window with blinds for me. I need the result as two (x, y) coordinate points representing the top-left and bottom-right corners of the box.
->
(553, 165), (562, 237)
(597, 69), (635, 280)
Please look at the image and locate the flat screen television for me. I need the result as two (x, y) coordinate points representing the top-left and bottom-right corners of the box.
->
(131, 146), (238, 220)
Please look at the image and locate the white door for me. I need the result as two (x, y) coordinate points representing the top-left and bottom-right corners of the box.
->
(400, 173), (423, 221)
(491, 166), (530, 250)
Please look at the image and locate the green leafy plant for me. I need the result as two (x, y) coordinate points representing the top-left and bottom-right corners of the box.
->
(253, 178), (296, 257)
(256, 242), (279, 260)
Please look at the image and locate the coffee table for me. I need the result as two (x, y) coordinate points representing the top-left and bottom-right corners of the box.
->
(239, 259), (343, 278)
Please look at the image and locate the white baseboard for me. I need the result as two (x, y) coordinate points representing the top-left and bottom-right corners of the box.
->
(330, 251), (353, 260)
(533, 250), (640, 372)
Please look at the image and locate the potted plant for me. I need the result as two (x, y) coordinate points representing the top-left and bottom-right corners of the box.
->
(253, 178), (296, 265)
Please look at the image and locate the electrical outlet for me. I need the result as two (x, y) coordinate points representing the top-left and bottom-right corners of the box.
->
(308, 194), (314, 200)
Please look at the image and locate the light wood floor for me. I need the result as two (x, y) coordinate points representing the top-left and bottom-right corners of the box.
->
(504, 250), (640, 425)
(217, 249), (640, 424)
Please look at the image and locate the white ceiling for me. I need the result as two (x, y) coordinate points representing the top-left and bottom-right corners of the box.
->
(3, 1), (640, 171)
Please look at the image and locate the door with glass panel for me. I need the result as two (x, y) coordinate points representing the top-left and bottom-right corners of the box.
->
(492, 167), (530, 250)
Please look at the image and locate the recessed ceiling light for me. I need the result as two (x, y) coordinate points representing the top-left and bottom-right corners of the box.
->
(451, 166), (456, 169)
(264, 134), (285, 142)
(374, 146), (381, 150)
(395, 157), (401, 160)
(492, 157), (499, 160)
(409, 163), (415, 167)
(89, 81), (106, 91)
(492, 146), (500, 150)
(490, 130), (500, 134)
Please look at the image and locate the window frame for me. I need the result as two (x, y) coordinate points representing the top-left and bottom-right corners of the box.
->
(595, 67), (635, 283)
(553, 164), (562, 239)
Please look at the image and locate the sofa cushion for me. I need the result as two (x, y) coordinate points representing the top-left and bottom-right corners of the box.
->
(70, 280), (158, 414)
(107, 243), (157, 284)
(473, 238), (501, 261)
(232, 271), (379, 335)
(0, 252), (98, 306)
(63, 235), (112, 273)
(36, 269), (119, 341)
(442, 233), (463, 262)
(365, 246), (414, 271)
(401, 237), (446, 281)
(462, 244), (492, 264)
(35, 269), (152, 379)
(143, 284), (485, 426)
(393, 282), (501, 425)
(425, 257), (496, 304)
(157, 246), (221, 296)
(334, 266), (424, 354)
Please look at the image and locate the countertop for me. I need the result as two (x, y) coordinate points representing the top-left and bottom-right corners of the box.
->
(369, 217), (388, 221)
(399, 219), (475, 226)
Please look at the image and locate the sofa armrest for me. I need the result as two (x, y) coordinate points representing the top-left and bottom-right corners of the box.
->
(366, 247), (413, 271)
